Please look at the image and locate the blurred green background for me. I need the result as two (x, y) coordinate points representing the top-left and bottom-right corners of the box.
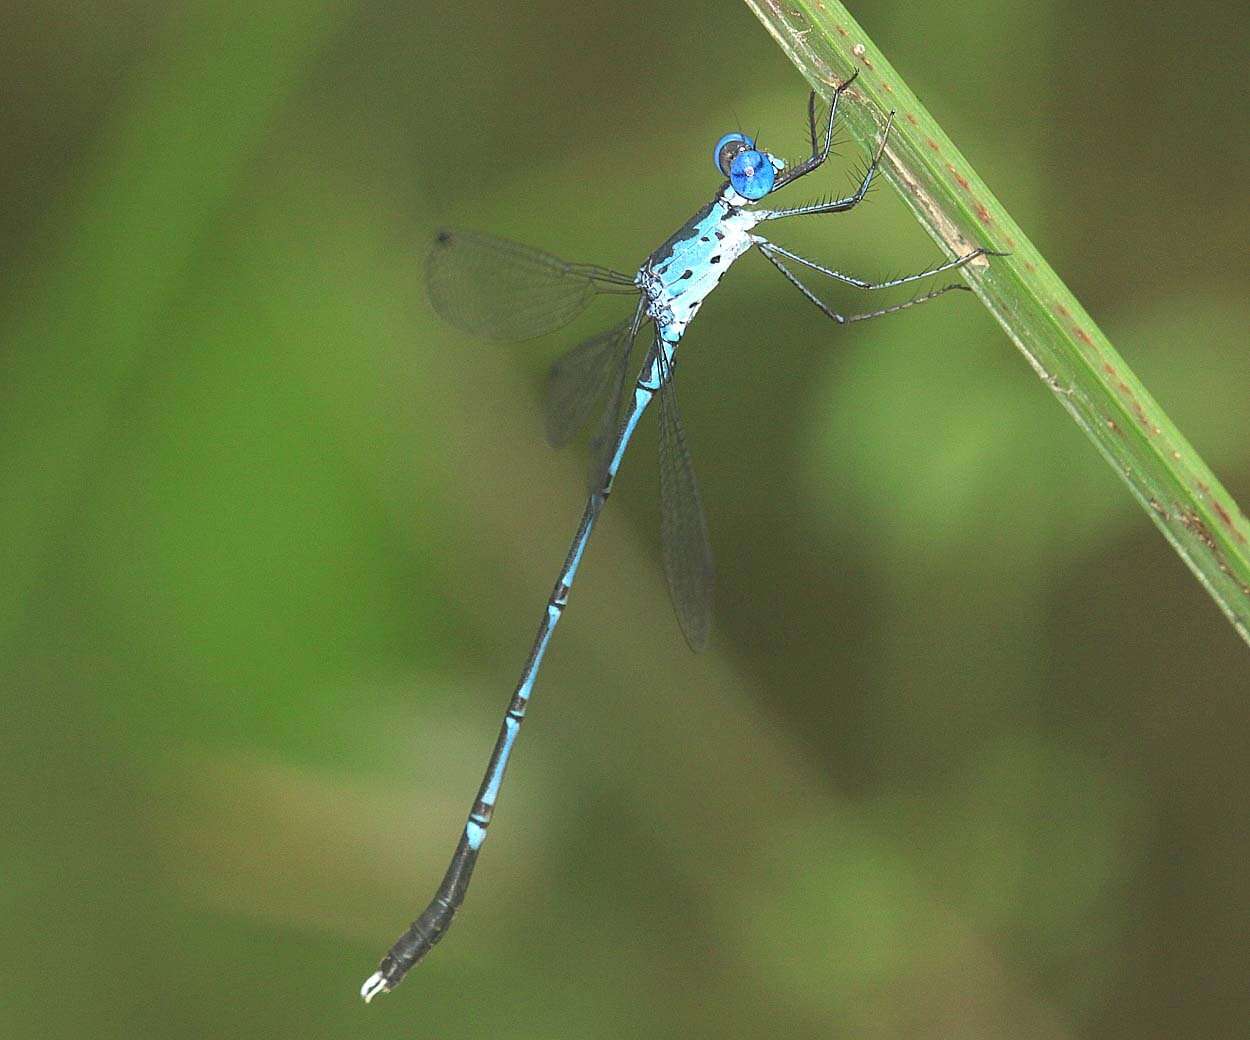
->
(3, 2), (1248, 1038)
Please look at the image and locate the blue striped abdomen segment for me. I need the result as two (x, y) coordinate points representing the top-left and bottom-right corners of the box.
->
(458, 331), (669, 858)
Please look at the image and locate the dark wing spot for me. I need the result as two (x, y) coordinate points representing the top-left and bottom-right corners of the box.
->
(714, 230), (725, 240)
(709, 255), (721, 264)
(436, 230), (452, 244)
(680, 269), (694, 280)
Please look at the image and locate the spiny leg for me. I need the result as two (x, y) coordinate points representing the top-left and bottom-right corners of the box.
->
(762, 111), (895, 220)
(771, 71), (860, 192)
(754, 237), (1000, 291)
(757, 244), (971, 325)
(806, 90), (820, 155)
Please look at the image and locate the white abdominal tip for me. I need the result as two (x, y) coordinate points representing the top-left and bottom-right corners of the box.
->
(360, 970), (389, 1003)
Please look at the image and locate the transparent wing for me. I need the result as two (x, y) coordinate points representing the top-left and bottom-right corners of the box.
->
(545, 319), (638, 449)
(427, 228), (636, 342)
(585, 340), (634, 494)
(657, 362), (714, 651)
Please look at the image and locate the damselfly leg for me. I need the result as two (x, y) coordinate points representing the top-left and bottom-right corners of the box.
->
(758, 244), (973, 325)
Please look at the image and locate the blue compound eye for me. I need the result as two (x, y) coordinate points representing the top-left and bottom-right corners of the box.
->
(729, 148), (776, 200)
(713, 132), (754, 176)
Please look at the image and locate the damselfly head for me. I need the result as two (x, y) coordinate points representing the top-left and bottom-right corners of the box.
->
(712, 132), (777, 200)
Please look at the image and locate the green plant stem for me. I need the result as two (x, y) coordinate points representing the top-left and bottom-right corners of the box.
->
(743, 0), (1250, 646)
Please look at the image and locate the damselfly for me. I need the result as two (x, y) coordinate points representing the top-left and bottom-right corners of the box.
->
(362, 75), (998, 1001)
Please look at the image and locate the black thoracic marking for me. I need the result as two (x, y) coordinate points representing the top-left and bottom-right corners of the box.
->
(470, 801), (494, 821)
(553, 582), (570, 603)
(548, 596), (566, 612)
(646, 200), (715, 269)
(506, 708), (525, 721)
(680, 269), (693, 280)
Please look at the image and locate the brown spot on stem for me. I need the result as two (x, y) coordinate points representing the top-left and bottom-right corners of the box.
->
(885, 142), (977, 261)
(1176, 509), (1249, 595)
(975, 203), (992, 224)
(944, 163), (970, 190)
(1209, 499), (1247, 543)
(1056, 304), (1071, 319)
(835, 23), (848, 36)
(1115, 386), (1151, 433)
(1179, 507), (1218, 551)
(1074, 327), (1094, 346)
(905, 112), (919, 126)
(926, 138), (940, 151)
